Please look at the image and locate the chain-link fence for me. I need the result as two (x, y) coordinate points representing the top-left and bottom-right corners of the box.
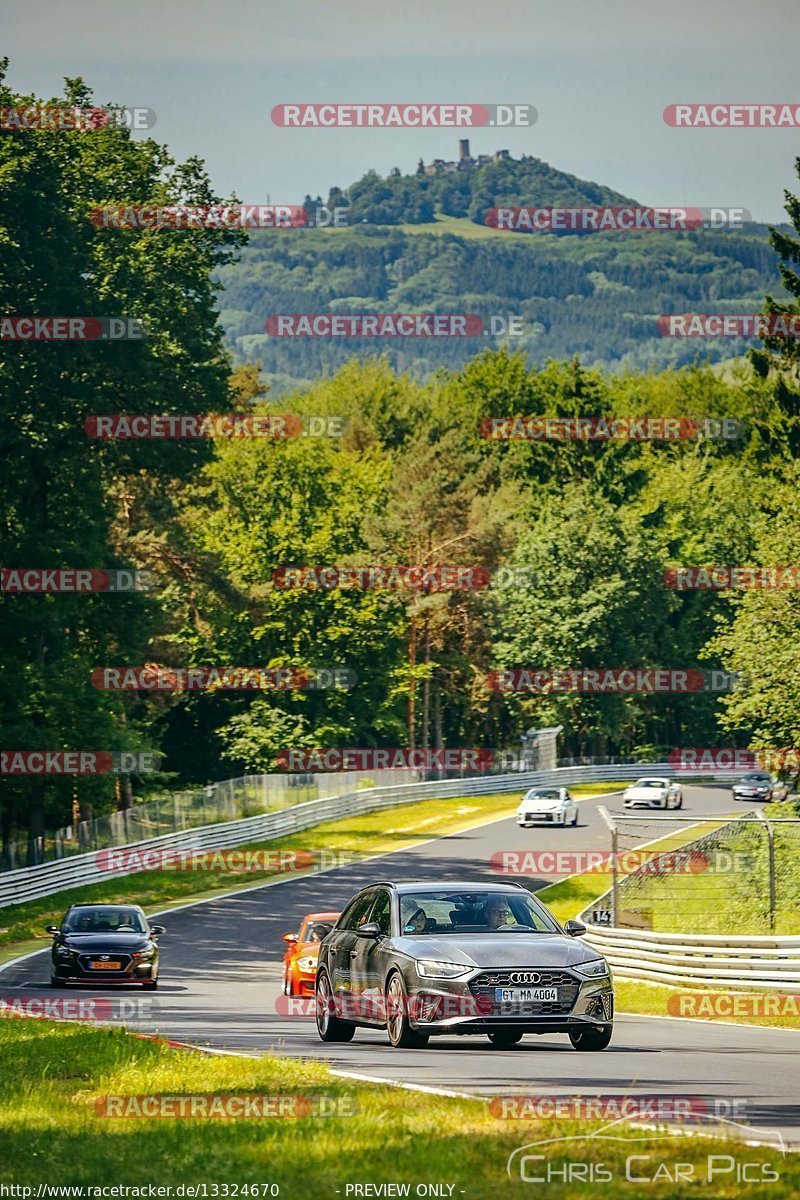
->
(0, 769), (421, 871)
(587, 808), (800, 935)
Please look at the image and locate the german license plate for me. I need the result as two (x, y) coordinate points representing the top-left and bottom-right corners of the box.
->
(495, 987), (558, 1003)
(89, 961), (121, 970)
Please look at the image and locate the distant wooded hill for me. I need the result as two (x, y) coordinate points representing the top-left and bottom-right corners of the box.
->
(217, 154), (788, 387)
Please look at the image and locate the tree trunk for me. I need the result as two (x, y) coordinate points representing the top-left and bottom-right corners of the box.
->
(408, 614), (416, 751)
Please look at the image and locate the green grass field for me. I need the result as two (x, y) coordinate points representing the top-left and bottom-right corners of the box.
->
(0, 1019), (793, 1195)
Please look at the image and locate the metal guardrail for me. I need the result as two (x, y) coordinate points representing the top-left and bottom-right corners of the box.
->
(581, 926), (800, 992)
(0, 761), (707, 910)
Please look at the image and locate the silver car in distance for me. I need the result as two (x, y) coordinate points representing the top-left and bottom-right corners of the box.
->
(315, 881), (613, 1050)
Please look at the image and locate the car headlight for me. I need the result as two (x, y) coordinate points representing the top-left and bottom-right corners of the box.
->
(56, 945), (74, 957)
(576, 958), (610, 978)
(416, 959), (471, 979)
(296, 956), (318, 972)
(132, 946), (155, 961)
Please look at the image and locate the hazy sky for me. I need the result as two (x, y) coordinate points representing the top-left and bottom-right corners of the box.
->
(5, 0), (800, 220)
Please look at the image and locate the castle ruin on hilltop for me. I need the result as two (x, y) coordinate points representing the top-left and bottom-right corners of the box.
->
(419, 139), (510, 176)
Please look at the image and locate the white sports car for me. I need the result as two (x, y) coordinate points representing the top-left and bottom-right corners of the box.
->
(622, 777), (683, 810)
(516, 787), (578, 827)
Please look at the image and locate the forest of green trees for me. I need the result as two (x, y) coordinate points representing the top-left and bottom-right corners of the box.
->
(3, 63), (800, 852)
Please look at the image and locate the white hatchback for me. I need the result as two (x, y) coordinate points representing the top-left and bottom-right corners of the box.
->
(516, 787), (578, 827)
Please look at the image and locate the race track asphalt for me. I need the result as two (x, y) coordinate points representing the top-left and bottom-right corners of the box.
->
(3, 784), (798, 1149)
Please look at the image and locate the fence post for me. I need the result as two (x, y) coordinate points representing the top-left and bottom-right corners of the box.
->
(755, 809), (776, 930)
(597, 806), (618, 925)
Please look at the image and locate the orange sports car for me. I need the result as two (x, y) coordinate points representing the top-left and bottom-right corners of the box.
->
(282, 911), (339, 996)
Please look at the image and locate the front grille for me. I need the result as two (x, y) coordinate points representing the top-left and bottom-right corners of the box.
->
(77, 954), (132, 974)
(527, 813), (552, 821)
(472, 969), (575, 987)
(470, 968), (579, 1015)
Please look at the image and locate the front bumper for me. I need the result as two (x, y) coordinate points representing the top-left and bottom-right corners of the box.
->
(52, 955), (156, 984)
(406, 969), (613, 1034)
(517, 811), (566, 824)
(624, 797), (666, 808)
(290, 973), (316, 996)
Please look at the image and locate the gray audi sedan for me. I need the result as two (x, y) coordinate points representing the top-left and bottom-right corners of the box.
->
(314, 881), (613, 1050)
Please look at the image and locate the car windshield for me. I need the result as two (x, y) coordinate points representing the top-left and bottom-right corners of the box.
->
(527, 790), (560, 800)
(636, 780), (666, 788)
(398, 891), (558, 935)
(62, 908), (147, 934)
(741, 774), (770, 783)
(302, 920), (335, 942)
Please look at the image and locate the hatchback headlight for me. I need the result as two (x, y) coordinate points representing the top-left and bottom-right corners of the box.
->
(296, 956), (318, 972)
(576, 958), (610, 978)
(416, 960), (471, 979)
(56, 945), (74, 957)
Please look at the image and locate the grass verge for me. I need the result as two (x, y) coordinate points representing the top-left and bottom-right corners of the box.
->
(615, 979), (800, 1031)
(0, 1018), (794, 1194)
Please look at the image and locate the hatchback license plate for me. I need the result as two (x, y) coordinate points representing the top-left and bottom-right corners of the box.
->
(89, 961), (121, 970)
(495, 987), (558, 1003)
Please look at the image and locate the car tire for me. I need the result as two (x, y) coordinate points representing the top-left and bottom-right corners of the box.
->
(487, 1029), (524, 1047)
(571, 810), (578, 825)
(674, 793), (683, 810)
(569, 1024), (612, 1051)
(143, 978), (158, 990)
(315, 969), (355, 1043)
(50, 974), (64, 988)
(385, 971), (429, 1049)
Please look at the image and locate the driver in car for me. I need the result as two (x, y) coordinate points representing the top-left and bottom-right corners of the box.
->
(485, 898), (511, 930)
(403, 907), (429, 934)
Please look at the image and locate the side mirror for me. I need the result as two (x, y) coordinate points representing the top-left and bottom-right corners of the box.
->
(150, 925), (166, 936)
(283, 932), (298, 944)
(356, 921), (382, 939)
(564, 920), (586, 937)
(46, 925), (59, 935)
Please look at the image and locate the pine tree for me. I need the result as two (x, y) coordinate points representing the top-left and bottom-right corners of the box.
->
(750, 155), (800, 453)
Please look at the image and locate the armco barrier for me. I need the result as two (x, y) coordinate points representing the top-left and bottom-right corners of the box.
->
(0, 761), (718, 910)
(580, 926), (800, 992)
